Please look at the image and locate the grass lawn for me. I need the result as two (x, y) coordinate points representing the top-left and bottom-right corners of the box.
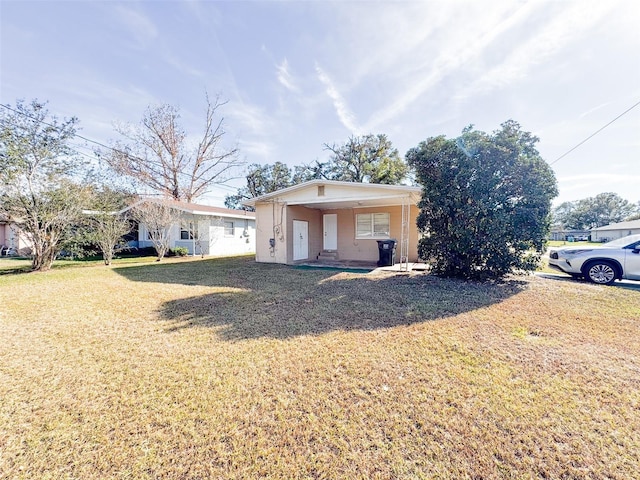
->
(546, 240), (595, 248)
(1, 255), (639, 479)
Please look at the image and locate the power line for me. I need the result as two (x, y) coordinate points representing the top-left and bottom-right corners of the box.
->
(0, 102), (117, 153)
(550, 100), (640, 166)
(0, 102), (243, 193)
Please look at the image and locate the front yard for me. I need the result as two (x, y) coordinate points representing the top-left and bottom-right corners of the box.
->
(1, 255), (639, 479)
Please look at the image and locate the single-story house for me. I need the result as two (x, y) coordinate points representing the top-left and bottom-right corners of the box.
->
(0, 214), (31, 256)
(123, 199), (256, 256)
(549, 228), (591, 242)
(591, 219), (640, 242)
(243, 180), (423, 267)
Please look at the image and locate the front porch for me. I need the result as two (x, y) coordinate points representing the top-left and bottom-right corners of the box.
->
(296, 258), (430, 273)
(247, 180), (423, 268)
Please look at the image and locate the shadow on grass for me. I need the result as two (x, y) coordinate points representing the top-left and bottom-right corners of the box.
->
(0, 258), (32, 275)
(114, 256), (528, 340)
(0, 258), (106, 275)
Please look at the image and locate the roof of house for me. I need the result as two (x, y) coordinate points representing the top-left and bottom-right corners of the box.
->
(122, 198), (255, 219)
(591, 219), (640, 232)
(243, 179), (422, 209)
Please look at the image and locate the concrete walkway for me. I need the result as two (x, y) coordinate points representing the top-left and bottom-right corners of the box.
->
(297, 260), (430, 273)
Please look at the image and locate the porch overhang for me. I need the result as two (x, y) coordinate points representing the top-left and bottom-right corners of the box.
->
(243, 179), (422, 210)
(281, 192), (421, 210)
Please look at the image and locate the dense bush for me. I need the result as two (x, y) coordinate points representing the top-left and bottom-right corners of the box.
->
(407, 121), (558, 280)
(169, 247), (189, 257)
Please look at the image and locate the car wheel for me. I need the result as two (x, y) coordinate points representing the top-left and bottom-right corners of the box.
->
(585, 261), (617, 285)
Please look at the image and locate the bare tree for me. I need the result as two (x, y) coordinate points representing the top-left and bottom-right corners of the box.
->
(103, 94), (243, 202)
(81, 185), (136, 266)
(132, 200), (181, 261)
(85, 212), (132, 265)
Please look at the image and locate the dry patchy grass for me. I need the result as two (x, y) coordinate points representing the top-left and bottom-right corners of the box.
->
(1, 256), (639, 479)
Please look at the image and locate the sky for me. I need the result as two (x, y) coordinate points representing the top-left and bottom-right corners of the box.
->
(1, 0), (639, 208)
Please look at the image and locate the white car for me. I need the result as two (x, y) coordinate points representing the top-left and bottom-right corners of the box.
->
(548, 234), (640, 285)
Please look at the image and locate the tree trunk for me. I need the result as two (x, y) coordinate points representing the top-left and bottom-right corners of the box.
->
(156, 245), (167, 261)
(31, 245), (56, 272)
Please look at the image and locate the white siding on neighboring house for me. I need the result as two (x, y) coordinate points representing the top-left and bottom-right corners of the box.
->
(139, 216), (256, 256)
(591, 219), (640, 242)
(208, 217), (255, 256)
(129, 199), (256, 257)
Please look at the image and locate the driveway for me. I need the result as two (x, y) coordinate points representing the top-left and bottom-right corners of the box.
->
(536, 272), (640, 291)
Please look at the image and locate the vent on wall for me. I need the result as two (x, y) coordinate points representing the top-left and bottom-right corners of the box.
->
(318, 185), (325, 196)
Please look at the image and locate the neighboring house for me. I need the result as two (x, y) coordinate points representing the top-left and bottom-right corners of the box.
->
(549, 228), (591, 241)
(124, 199), (256, 256)
(243, 180), (423, 266)
(591, 219), (640, 242)
(0, 214), (31, 256)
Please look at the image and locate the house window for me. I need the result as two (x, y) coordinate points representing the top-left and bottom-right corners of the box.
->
(122, 220), (138, 243)
(147, 228), (162, 240)
(356, 213), (390, 239)
(180, 221), (198, 240)
(224, 220), (234, 236)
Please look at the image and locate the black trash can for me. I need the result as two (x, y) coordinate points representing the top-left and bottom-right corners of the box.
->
(376, 239), (397, 267)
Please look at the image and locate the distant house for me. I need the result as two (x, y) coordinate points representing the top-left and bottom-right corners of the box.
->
(0, 214), (31, 256)
(243, 180), (422, 267)
(549, 228), (591, 241)
(123, 199), (256, 256)
(591, 219), (640, 242)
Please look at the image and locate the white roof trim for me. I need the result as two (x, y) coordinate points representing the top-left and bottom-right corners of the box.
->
(591, 219), (640, 232)
(119, 198), (255, 219)
(243, 179), (421, 206)
(285, 193), (418, 206)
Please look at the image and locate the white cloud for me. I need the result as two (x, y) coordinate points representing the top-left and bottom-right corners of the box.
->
(556, 173), (640, 204)
(225, 101), (278, 163)
(239, 139), (275, 159)
(276, 58), (298, 92)
(226, 102), (271, 136)
(315, 64), (361, 134)
(578, 102), (613, 120)
(360, 1), (536, 132)
(164, 54), (206, 78)
(113, 5), (158, 47)
(461, 1), (618, 96)
(327, 2), (452, 87)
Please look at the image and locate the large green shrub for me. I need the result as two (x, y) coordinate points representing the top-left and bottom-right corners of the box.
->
(406, 121), (558, 280)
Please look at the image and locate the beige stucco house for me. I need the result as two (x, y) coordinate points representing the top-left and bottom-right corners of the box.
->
(243, 180), (423, 266)
(0, 215), (31, 256)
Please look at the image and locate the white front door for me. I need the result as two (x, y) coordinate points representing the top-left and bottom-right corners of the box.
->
(293, 220), (308, 261)
(323, 214), (337, 250)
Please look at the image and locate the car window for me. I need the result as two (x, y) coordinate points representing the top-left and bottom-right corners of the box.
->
(625, 241), (640, 250)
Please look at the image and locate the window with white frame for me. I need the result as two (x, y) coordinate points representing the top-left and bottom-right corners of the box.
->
(180, 221), (198, 240)
(147, 228), (164, 240)
(356, 213), (390, 239)
(224, 220), (234, 236)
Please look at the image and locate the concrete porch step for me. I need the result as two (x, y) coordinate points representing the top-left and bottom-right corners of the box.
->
(317, 250), (339, 262)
